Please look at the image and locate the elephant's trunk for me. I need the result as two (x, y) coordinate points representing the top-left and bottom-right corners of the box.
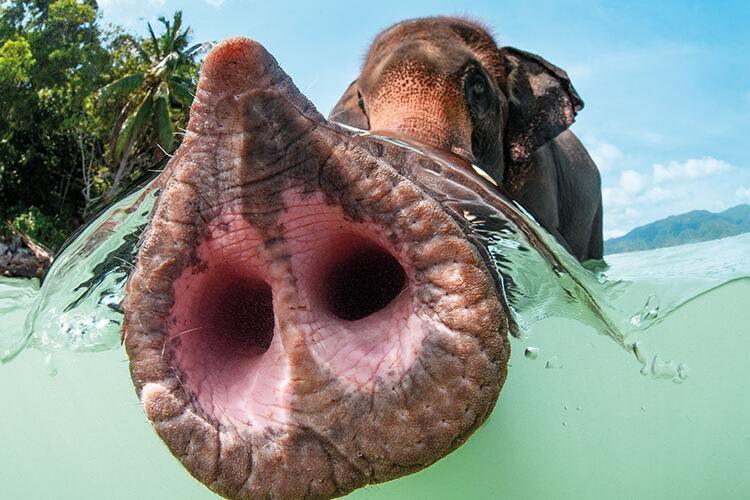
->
(122, 38), (509, 499)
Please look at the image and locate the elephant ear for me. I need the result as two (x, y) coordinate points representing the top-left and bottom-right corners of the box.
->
(328, 80), (370, 130)
(499, 47), (583, 163)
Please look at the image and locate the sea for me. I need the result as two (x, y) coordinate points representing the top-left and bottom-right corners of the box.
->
(1, 173), (749, 499)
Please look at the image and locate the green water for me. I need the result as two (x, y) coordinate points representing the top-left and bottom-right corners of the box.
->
(2, 274), (748, 499)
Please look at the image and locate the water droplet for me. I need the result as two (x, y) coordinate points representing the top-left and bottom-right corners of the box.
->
(44, 353), (58, 377)
(630, 294), (660, 328)
(524, 346), (540, 360)
(673, 363), (689, 383)
(562, 421), (568, 427)
(651, 354), (678, 379)
(632, 341), (649, 366)
(563, 404), (569, 411)
(641, 405), (647, 412)
(576, 406), (582, 411)
(545, 356), (561, 369)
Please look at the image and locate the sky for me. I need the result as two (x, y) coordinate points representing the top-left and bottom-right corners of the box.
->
(97, 0), (750, 238)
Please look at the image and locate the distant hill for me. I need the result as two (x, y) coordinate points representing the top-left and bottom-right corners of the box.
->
(604, 204), (750, 254)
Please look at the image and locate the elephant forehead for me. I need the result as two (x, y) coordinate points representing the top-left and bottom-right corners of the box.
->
(365, 38), (474, 82)
(372, 58), (464, 101)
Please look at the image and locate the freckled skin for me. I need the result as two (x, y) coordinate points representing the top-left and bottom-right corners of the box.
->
(123, 38), (508, 499)
(330, 16), (603, 261)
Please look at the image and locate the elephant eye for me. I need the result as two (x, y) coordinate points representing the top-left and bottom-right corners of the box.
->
(357, 89), (368, 116)
(465, 67), (490, 117)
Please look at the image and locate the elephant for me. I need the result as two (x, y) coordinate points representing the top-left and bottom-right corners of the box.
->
(330, 16), (603, 261)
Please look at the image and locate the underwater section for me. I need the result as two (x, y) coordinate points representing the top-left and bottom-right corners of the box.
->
(0, 276), (40, 360)
(2, 245), (749, 499)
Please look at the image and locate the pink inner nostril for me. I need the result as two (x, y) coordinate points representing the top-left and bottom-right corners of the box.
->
(320, 239), (406, 321)
(203, 276), (275, 355)
(167, 203), (419, 426)
(170, 264), (276, 370)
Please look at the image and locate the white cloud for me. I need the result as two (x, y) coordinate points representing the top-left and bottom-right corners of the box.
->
(602, 187), (623, 208)
(652, 157), (731, 182)
(602, 170), (646, 210)
(620, 169), (645, 195)
(205, 0), (225, 5)
(604, 229), (626, 239)
(565, 62), (593, 82)
(628, 130), (663, 145)
(147, 0), (165, 6)
(588, 141), (623, 173)
(601, 155), (739, 237)
(96, 0), (133, 7)
(644, 186), (673, 202)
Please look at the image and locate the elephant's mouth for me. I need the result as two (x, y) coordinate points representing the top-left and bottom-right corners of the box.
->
(122, 37), (509, 499)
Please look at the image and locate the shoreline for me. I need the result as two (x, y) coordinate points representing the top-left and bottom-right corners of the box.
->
(0, 227), (53, 281)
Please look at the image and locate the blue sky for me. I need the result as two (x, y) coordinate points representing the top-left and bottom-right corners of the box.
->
(97, 0), (750, 238)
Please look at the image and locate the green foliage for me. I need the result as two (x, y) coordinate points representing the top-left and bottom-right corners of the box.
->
(11, 206), (69, 250)
(0, 36), (34, 83)
(48, 0), (95, 25)
(0, 0), (203, 249)
(604, 204), (750, 254)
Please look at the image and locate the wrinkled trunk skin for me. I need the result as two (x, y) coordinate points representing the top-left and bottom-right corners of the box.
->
(122, 38), (510, 500)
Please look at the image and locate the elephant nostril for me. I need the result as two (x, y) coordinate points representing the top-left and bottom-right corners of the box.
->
(321, 238), (406, 321)
(208, 277), (275, 353)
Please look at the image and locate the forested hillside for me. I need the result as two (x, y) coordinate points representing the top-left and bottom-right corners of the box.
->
(604, 204), (750, 254)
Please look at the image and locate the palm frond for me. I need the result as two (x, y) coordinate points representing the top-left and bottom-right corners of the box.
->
(109, 33), (150, 64)
(186, 41), (215, 59)
(171, 11), (183, 41)
(146, 21), (160, 59)
(98, 73), (146, 101)
(115, 92), (155, 160)
(157, 16), (170, 51)
(170, 74), (193, 87)
(153, 88), (175, 153)
(169, 79), (195, 108)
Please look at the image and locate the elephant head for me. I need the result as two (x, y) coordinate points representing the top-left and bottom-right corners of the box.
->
(329, 16), (583, 185)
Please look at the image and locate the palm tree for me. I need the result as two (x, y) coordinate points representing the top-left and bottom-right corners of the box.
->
(98, 10), (210, 200)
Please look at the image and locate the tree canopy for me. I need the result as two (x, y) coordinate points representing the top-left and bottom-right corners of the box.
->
(0, 0), (203, 249)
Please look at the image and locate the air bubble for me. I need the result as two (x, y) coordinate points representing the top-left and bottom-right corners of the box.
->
(630, 294), (660, 328)
(651, 354), (678, 379)
(673, 363), (689, 383)
(524, 346), (540, 360)
(44, 353), (58, 377)
(545, 356), (561, 369)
